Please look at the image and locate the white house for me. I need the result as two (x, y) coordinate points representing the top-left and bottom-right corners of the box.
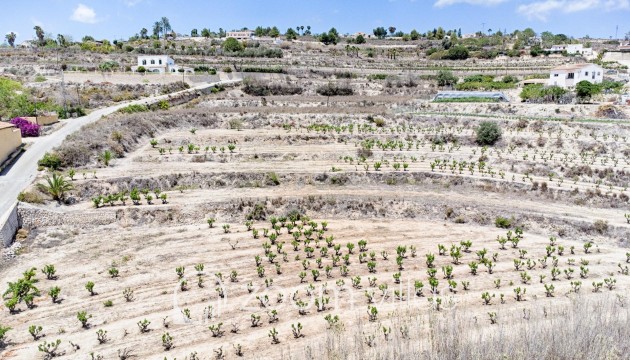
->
(547, 44), (593, 56)
(226, 31), (254, 40)
(132, 55), (193, 74)
(548, 63), (603, 88)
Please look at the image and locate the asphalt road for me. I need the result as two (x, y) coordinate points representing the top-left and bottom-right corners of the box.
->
(0, 79), (241, 221)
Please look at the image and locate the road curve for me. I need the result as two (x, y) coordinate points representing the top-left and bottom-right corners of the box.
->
(0, 79), (242, 221)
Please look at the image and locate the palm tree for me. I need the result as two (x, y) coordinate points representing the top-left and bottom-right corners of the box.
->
(5, 32), (16, 47)
(37, 173), (73, 202)
(161, 17), (172, 40)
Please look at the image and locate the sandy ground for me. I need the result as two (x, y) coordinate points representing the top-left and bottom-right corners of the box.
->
(2, 115), (630, 359)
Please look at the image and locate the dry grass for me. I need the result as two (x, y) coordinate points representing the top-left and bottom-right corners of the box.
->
(297, 294), (630, 360)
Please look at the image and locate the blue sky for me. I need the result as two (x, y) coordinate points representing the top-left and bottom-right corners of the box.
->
(3, 0), (630, 43)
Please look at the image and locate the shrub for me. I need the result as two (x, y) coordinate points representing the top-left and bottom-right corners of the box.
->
(17, 191), (44, 204)
(476, 122), (501, 145)
(38, 152), (62, 170)
(118, 104), (148, 114)
(316, 83), (354, 96)
(10, 117), (40, 137)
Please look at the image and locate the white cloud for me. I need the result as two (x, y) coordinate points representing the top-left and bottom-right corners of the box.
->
(434, 0), (508, 7)
(518, 0), (629, 20)
(70, 4), (98, 24)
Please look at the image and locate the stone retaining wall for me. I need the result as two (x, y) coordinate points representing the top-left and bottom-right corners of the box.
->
(17, 203), (117, 229)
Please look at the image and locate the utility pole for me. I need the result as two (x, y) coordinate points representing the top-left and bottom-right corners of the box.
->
(615, 25), (618, 40)
(482, 22), (486, 36)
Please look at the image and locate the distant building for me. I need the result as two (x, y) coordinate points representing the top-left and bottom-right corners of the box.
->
(548, 63), (603, 88)
(226, 31), (254, 40)
(546, 44), (593, 56)
(0, 122), (22, 166)
(132, 55), (193, 74)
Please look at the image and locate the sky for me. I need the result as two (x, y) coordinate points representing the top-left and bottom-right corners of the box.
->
(3, 0), (630, 44)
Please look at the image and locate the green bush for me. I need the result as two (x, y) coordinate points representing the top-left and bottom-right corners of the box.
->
(367, 74), (388, 80)
(222, 37), (244, 52)
(118, 104), (148, 114)
(316, 83), (353, 96)
(495, 216), (512, 229)
(476, 122), (501, 145)
(38, 152), (62, 170)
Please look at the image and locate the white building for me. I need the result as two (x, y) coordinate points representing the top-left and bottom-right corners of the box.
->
(548, 63), (603, 88)
(226, 31), (254, 40)
(547, 44), (593, 56)
(132, 55), (193, 74)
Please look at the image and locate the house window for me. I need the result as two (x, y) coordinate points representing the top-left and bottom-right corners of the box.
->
(159, 59), (162, 65)
(151, 60), (155, 65)
(585, 72), (589, 76)
(567, 73), (574, 79)
(142, 60), (146, 65)
(554, 74), (559, 77)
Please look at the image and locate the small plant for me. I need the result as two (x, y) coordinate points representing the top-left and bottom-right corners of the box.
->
(137, 319), (151, 333)
(367, 306), (378, 322)
(162, 332), (174, 350)
(29, 324), (43, 340)
(544, 283), (555, 297)
(77, 311), (92, 328)
(269, 327), (280, 344)
(514, 287), (526, 301)
(176, 266), (185, 279)
(291, 322), (304, 338)
(108, 266), (119, 278)
(123, 288), (135, 302)
(85, 281), (96, 296)
(96, 329), (109, 344)
(41, 264), (57, 280)
(207, 218), (216, 228)
(38, 339), (62, 358)
(48, 286), (61, 303)
(209, 322), (224, 337)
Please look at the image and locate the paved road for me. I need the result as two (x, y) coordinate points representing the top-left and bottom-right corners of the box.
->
(0, 79), (241, 221)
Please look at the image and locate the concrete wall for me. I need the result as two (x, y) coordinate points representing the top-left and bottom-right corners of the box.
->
(0, 204), (19, 247)
(0, 125), (22, 165)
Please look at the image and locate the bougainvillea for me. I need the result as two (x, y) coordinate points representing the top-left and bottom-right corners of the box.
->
(10, 117), (40, 137)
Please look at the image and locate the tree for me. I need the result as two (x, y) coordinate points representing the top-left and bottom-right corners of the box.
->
(410, 29), (420, 41)
(223, 37), (244, 52)
(476, 122), (502, 145)
(201, 28), (211, 38)
(56, 34), (68, 47)
(33, 26), (45, 46)
(436, 70), (458, 87)
(444, 45), (469, 60)
(152, 22), (162, 38)
(5, 32), (16, 47)
(388, 27), (397, 35)
(320, 28), (339, 45)
(576, 80), (596, 100)
(140, 28), (148, 39)
(191, 28), (198, 37)
(37, 173), (73, 202)
(285, 28), (298, 41)
(355, 34), (366, 44)
(160, 17), (171, 39)
(269, 27), (280, 38)
(373, 27), (387, 39)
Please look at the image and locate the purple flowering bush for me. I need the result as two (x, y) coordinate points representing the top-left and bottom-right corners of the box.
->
(10, 117), (40, 137)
